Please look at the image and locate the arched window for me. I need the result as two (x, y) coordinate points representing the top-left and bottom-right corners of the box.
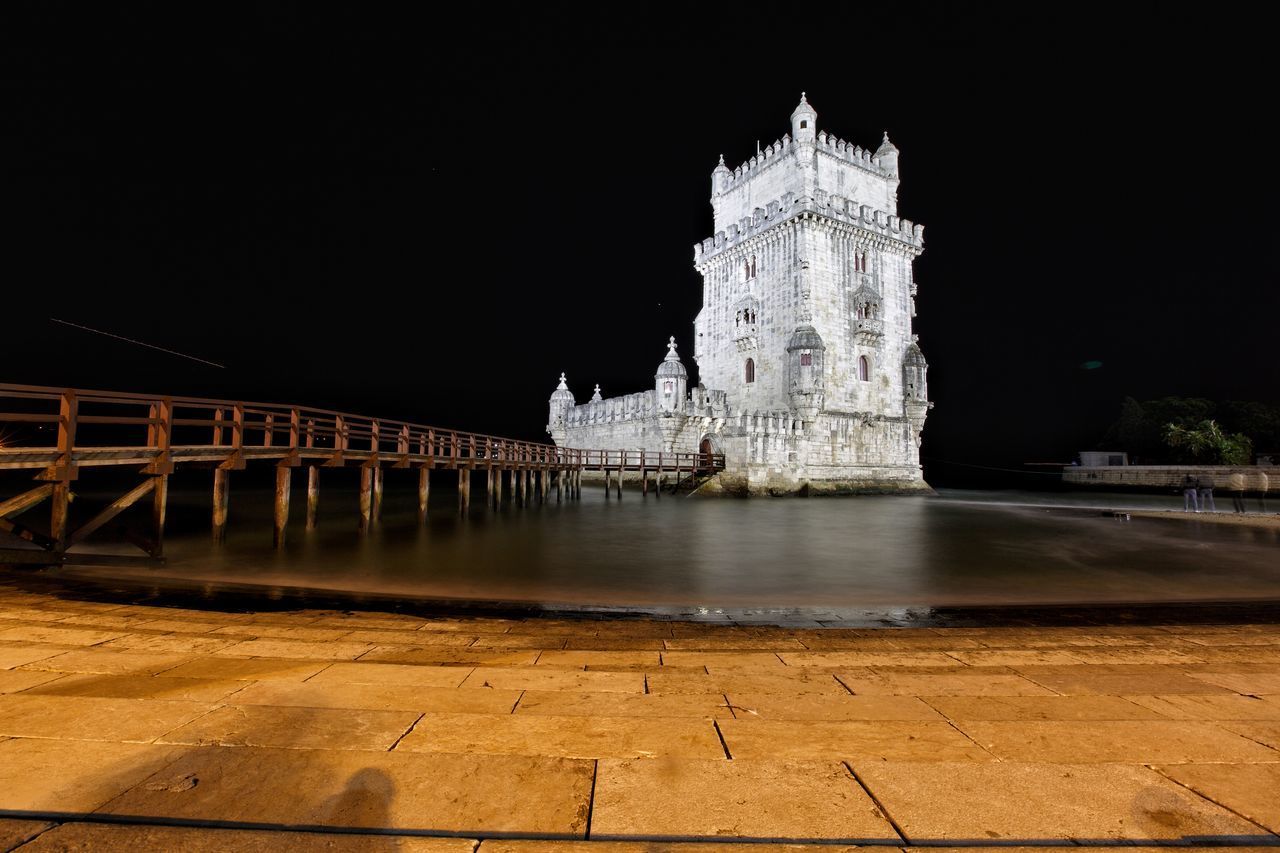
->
(750, 255), (757, 278)
(800, 351), (812, 367)
(745, 358), (755, 384)
(858, 356), (870, 382)
(744, 259), (751, 280)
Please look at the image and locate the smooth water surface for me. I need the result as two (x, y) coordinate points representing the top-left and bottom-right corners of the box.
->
(66, 481), (1279, 612)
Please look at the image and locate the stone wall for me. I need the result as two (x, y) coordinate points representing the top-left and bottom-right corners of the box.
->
(1064, 466), (1276, 491)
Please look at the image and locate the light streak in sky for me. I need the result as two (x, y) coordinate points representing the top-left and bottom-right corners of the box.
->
(49, 318), (226, 369)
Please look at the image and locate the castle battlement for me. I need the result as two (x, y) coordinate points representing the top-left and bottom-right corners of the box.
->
(694, 192), (923, 264)
(720, 131), (890, 195)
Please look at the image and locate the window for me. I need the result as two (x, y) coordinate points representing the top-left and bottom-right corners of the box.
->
(800, 352), (812, 367)
(745, 358), (755, 383)
(858, 356), (869, 382)
(750, 255), (757, 278)
(663, 380), (674, 394)
(800, 120), (807, 129)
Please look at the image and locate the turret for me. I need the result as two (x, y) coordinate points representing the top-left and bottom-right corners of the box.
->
(654, 336), (688, 413)
(711, 153), (731, 197)
(875, 131), (899, 179)
(790, 92), (817, 145)
(786, 325), (826, 420)
(546, 373), (575, 441)
(903, 340), (928, 403)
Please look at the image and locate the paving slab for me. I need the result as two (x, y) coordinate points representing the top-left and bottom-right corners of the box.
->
(1185, 670), (1280, 694)
(209, 624), (357, 641)
(662, 637), (808, 651)
(780, 651), (967, 668)
(338, 629), (479, 646)
(231, 680), (520, 714)
(458, 666), (644, 693)
(1218, 720), (1280, 751)
(213, 638), (374, 660)
(514, 689), (732, 719)
(853, 761), (1267, 842)
(0, 737), (186, 812)
(23, 673), (247, 702)
(646, 670), (851, 696)
(923, 695), (1164, 721)
(1176, 632), (1280, 646)
(942, 649), (1088, 666)
(562, 637), (666, 650)
(0, 625), (124, 645)
(18, 822), (475, 852)
(359, 646), (541, 667)
(1157, 762), (1280, 833)
(0, 668), (65, 694)
(98, 633), (240, 654)
(533, 650), (661, 669)
(1126, 693), (1280, 720)
(0, 819), (52, 851)
(158, 704), (421, 751)
(725, 693), (942, 721)
(1014, 665), (1232, 695)
(308, 661), (473, 688)
(590, 758), (897, 841)
(650, 651), (789, 672)
(718, 719), (991, 762)
(397, 712), (725, 760)
(156, 656), (331, 682)
(956, 719), (1280, 763)
(836, 670), (1054, 696)
(479, 842), (862, 852)
(0, 644), (72, 669)
(99, 746), (594, 835)
(0, 694), (215, 742)
(133, 618), (229, 633)
(18, 648), (193, 676)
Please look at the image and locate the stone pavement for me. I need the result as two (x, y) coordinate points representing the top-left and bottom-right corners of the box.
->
(0, 585), (1278, 850)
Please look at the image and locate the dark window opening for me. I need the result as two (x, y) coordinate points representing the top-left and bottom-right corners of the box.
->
(800, 352), (812, 366)
(745, 358), (755, 383)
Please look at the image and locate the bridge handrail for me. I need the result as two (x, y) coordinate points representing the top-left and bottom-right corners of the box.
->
(0, 383), (724, 472)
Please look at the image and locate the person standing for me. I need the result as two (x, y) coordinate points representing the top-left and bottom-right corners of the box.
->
(1183, 474), (1200, 513)
(1198, 474), (1217, 512)
(1227, 471), (1247, 514)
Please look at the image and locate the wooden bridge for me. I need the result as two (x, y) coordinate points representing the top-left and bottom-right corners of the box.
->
(0, 383), (724, 566)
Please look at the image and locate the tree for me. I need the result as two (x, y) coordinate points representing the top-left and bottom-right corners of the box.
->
(1162, 419), (1253, 465)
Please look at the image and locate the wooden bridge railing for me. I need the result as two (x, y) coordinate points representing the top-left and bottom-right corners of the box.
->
(0, 383), (724, 565)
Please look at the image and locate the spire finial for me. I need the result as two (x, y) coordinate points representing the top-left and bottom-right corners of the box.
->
(883, 130), (890, 144)
(591, 383), (602, 402)
(718, 153), (725, 166)
(665, 336), (679, 360)
(556, 372), (568, 391)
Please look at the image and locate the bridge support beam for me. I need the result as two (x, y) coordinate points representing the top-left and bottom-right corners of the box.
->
(524, 469), (531, 505)
(273, 467), (291, 549)
(541, 469), (549, 502)
(212, 470), (229, 543)
(641, 468), (648, 496)
(615, 468), (623, 500)
(372, 467), (384, 526)
(358, 467), (372, 535)
(151, 475), (168, 557)
(418, 467), (430, 524)
(458, 468), (471, 515)
(306, 466), (319, 530)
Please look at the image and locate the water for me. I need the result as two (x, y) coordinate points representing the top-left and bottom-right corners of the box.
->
(45, 478), (1279, 614)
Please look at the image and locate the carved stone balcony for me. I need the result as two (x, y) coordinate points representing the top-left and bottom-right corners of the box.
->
(733, 323), (758, 351)
(853, 317), (883, 342)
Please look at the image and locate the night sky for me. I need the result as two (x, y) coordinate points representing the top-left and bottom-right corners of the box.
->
(4, 6), (1276, 483)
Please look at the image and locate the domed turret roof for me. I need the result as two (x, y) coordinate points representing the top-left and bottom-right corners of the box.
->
(875, 131), (898, 157)
(790, 92), (816, 119)
(549, 372), (574, 403)
(787, 325), (825, 351)
(655, 336), (687, 378)
(904, 341), (927, 364)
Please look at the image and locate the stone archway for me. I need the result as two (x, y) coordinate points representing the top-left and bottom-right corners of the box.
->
(698, 433), (723, 468)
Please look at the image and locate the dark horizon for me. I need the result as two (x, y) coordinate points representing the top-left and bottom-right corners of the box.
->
(5, 5), (1276, 485)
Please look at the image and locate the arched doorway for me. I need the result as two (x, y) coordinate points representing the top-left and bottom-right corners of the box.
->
(698, 434), (721, 470)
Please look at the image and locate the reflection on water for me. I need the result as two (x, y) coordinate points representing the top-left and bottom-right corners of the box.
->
(83, 483), (1280, 611)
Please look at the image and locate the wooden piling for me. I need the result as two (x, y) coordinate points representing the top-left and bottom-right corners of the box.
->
(306, 466), (318, 530)
(273, 466), (291, 548)
(358, 467), (372, 535)
(541, 468), (549, 502)
(372, 466), (384, 525)
(615, 468), (623, 499)
(418, 467), (430, 523)
(213, 469), (230, 543)
(458, 468), (470, 515)
(151, 475), (168, 557)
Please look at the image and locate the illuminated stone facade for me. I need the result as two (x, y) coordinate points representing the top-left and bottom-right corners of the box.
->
(547, 95), (932, 494)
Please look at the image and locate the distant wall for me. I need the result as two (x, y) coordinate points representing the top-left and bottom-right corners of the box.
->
(1065, 465), (1276, 491)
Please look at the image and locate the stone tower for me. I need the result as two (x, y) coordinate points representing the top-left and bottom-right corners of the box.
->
(547, 94), (932, 494)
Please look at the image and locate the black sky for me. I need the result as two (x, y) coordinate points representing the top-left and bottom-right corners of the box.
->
(4, 5), (1276, 482)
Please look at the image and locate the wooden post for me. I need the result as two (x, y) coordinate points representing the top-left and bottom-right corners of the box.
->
(372, 466), (384, 525)
(656, 456), (663, 499)
(213, 469), (229, 543)
(305, 418), (318, 530)
(306, 466), (319, 531)
(358, 467), (372, 535)
(151, 474), (168, 557)
(458, 468), (470, 515)
(418, 467), (430, 524)
(273, 467), (290, 548)
(541, 468), (549, 501)
(524, 467), (531, 504)
(604, 469), (611, 498)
